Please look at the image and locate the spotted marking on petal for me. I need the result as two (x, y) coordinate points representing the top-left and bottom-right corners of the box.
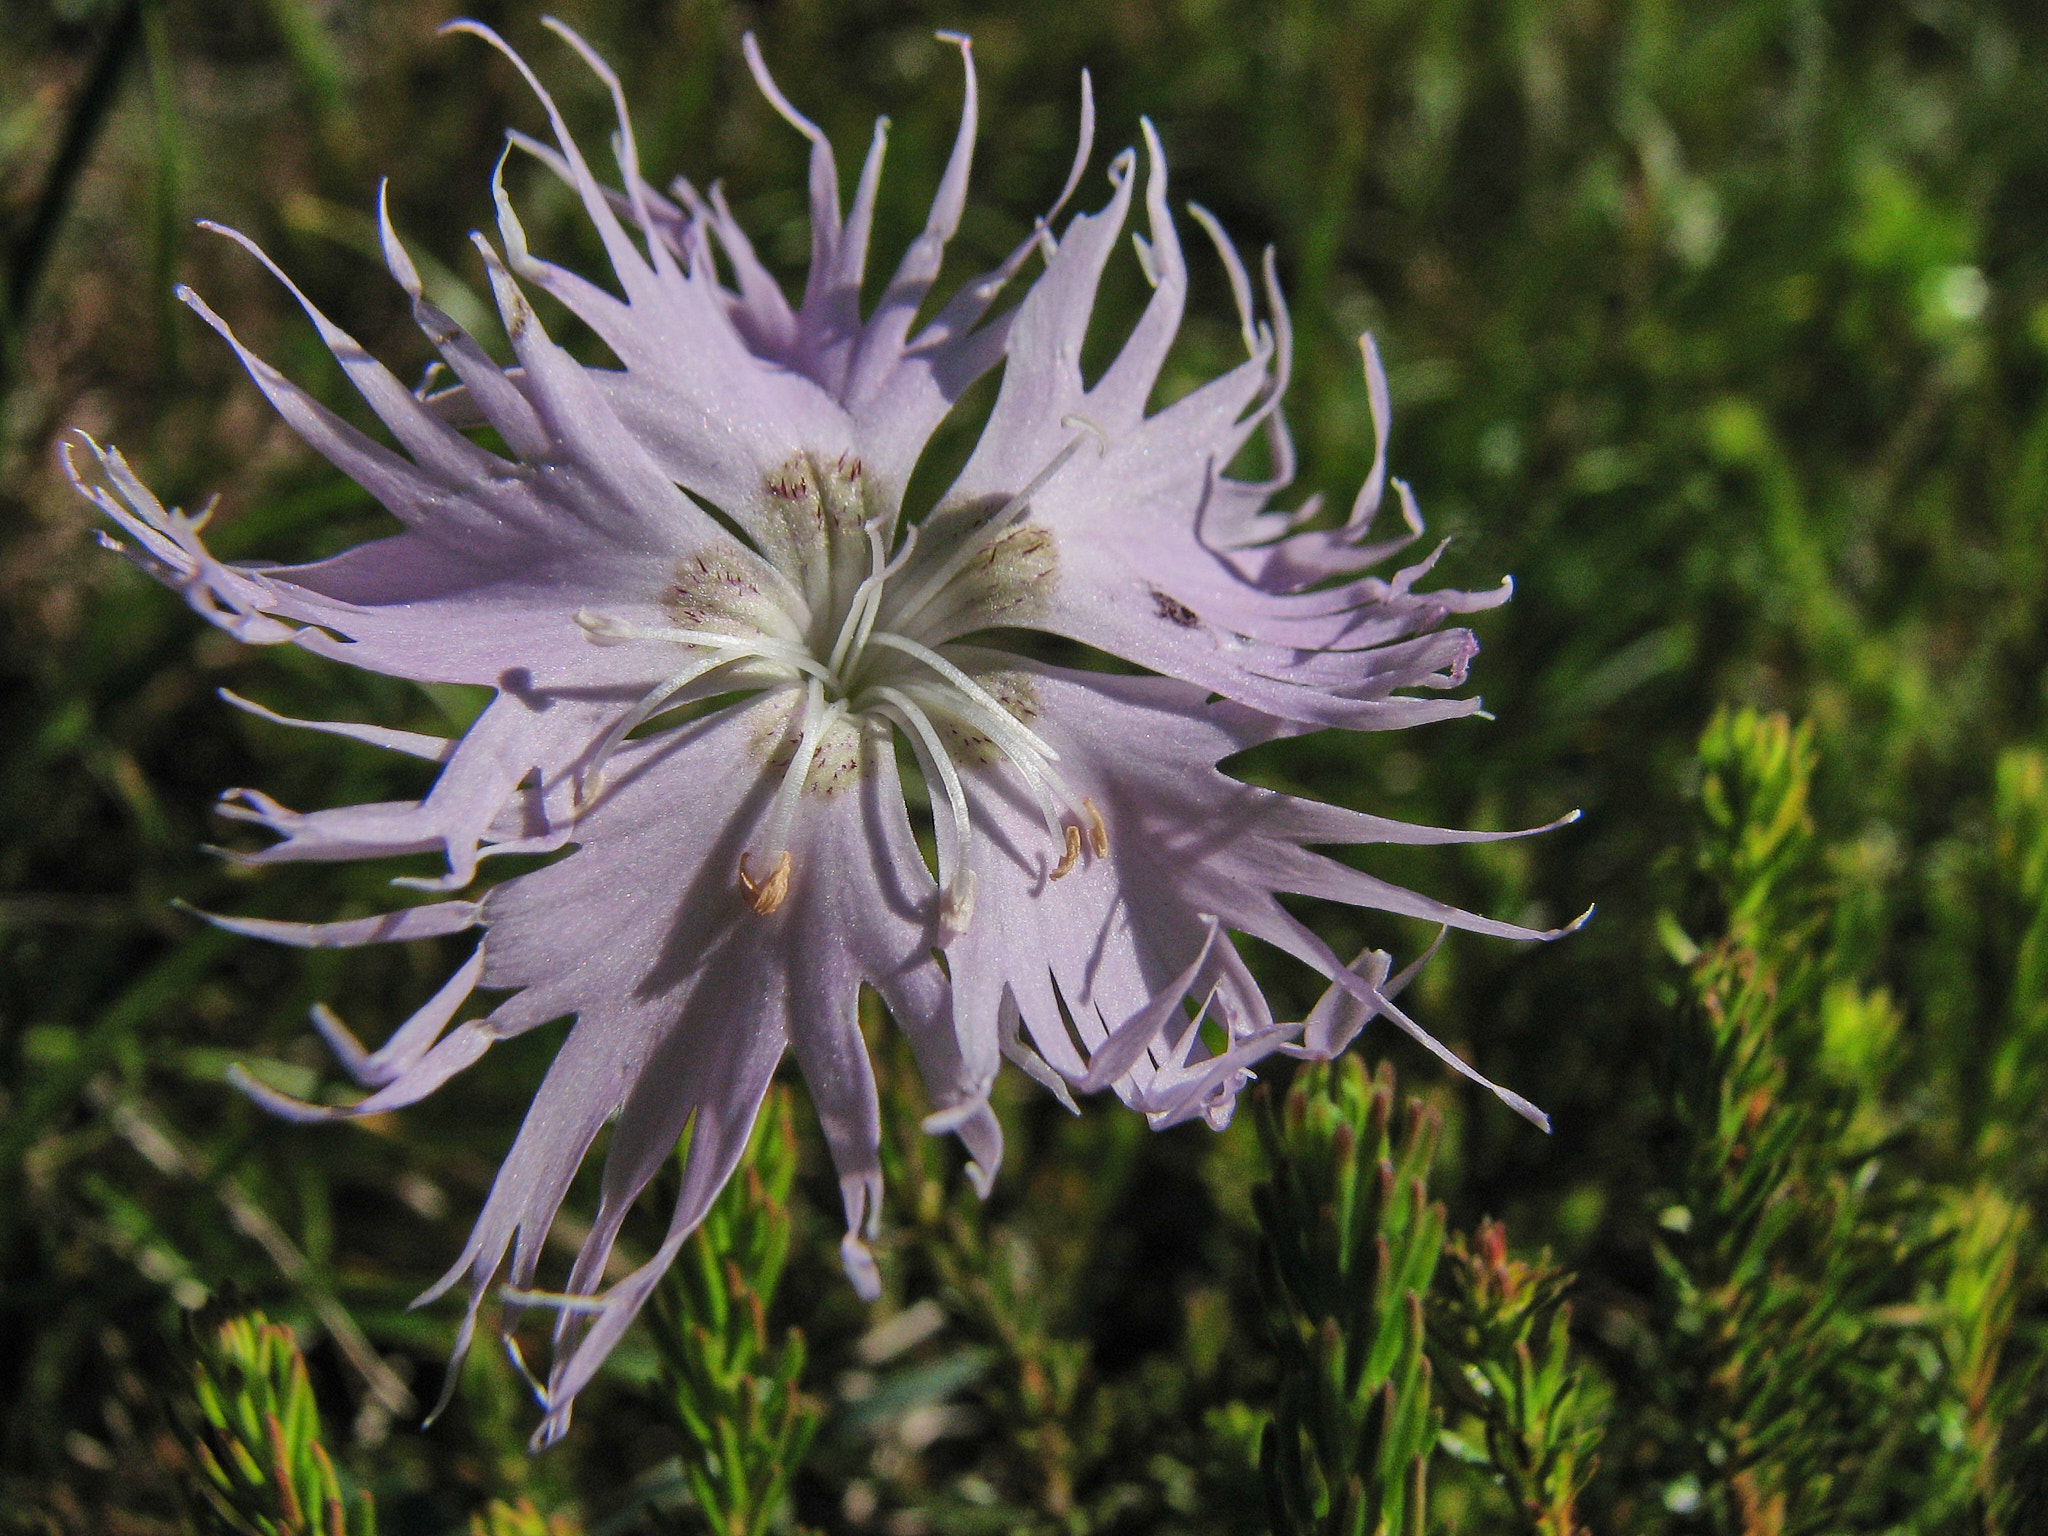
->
(799, 715), (866, 797)
(931, 670), (1041, 771)
(752, 699), (866, 798)
(935, 522), (1060, 631)
(1149, 587), (1201, 628)
(666, 548), (777, 635)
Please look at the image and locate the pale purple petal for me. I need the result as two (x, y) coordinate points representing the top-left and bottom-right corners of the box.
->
(189, 900), (479, 948)
(219, 688), (453, 762)
(75, 23), (1583, 1444)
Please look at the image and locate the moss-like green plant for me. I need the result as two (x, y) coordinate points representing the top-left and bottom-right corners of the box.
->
(179, 1311), (374, 1536)
(1253, 1058), (1443, 1536)
(1619, 708), (1991, 1533)
(644, 1087), (820, 1536)
(1432, 1220), (1602, 1536)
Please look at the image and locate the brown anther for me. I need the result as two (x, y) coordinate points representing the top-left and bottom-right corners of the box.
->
(1082, 798), (1109, 857)
(1050, 824), (1084, 880)
(737, 850), (792, 915)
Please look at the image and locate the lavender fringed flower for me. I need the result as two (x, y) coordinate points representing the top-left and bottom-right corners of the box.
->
(69, 21), (1582, 1443)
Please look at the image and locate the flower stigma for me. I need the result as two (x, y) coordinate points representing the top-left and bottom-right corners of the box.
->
(576, 435), (1107, 930)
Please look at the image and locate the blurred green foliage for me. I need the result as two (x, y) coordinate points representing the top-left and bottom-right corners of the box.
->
(3, 0), (2045, 1532)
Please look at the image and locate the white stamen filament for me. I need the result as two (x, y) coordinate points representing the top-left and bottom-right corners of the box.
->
(890, 677), (1071, 842)
(865, 631), (1092, 846)
(575, 649), (752, 809)
(575, 607), (834, 684)
(871, 685), (976, 927)
(888, 426), (1098, 631)
(980, 730), (1072, 841)
(838, 526), (918, 679)
(755, 679), (841, 867)
(864, 632), (1065, 771)
(826, 517), (919, 678)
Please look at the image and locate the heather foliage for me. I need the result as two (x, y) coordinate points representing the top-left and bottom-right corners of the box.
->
(179, 1312), (378, 1536)
(4, 2), (2045, 1533)
(1254, 1060), (1445, 1536)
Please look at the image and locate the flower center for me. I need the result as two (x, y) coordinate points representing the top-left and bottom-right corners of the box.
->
(573, 443), (1103, 931)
